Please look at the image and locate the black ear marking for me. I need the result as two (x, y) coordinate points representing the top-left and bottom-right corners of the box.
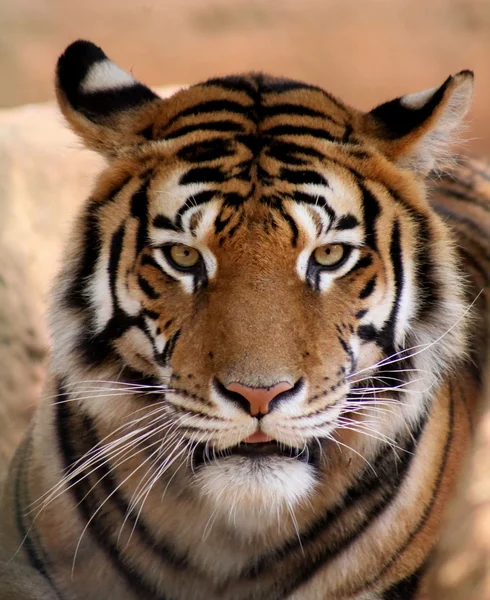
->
(56, 40), (158, 122)
(369, 70), (474, 141)
(369, 78), (450, 140)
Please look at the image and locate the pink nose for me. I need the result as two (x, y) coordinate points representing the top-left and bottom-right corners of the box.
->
(225, 381), (293, 416)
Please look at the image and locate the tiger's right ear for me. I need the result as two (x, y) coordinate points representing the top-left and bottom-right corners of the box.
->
(56, 40), (164, 158)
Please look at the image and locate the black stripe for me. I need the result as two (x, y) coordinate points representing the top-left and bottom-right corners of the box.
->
(261, 103), (334, 122)
(379, 220), (404, 350)
(335, 214), (359, 230)
(177, 138), (234, 163)
(202, 76), (258, 96)
(108, 225), (125, 309)
(141, 253), (178, 280)
(72, 85), (157, 120)
(63, 203), (100, 311)
(137, 125), (154, 140)
(358, 324), (377, 342)
(167, 100), (251, 128)
(266, 140), (325, 164)
(260, 196), (301, 247)
(382, 562), (426, 599)
(281, 208), (299, 247)
(152, 215), (181, 232)
(262, 124), (337, 141)
(265, 79), (347, 114)
(337, 331), (356, 372)
(63, 175), (134, 312)
(292, 191), (335, 223)
(359, 275), (377, 300)
(383, 186), (439, 316)
(165, 120), (245, 140)
(360, 183), (380, 250)
(280, 168), (329, 187)
(175, 190), (216, 229)
(349, 254), (373, 274)
(131, 180), (150, 255)
(158, 329), (182, 367)
(179, 166), (225, 186)
(223, 191), (250, 207)
(138, 275), (160, 299)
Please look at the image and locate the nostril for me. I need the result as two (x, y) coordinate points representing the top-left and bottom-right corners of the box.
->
(215, 379), (301, 417)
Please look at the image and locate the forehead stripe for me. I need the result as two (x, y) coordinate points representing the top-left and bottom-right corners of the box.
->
(165, 120), (245, 141)
(266, 141), (325, 162)
(335, 214), (360, 230)
(175, 190), (215, 229)
(280, 168), (329, 187)
(153, 215), (181, 231)
(263, 124), (338, 141)
(293, 191), (335, 222)
(180, 166), (225, 186)
(166, 99), (252, 128)
(261, 103), (334, 122)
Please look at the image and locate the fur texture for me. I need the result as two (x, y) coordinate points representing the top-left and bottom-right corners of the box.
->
(0, 41), (488, 600)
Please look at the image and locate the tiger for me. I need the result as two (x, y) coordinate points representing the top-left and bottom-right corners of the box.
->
(0, 38), (488, 600)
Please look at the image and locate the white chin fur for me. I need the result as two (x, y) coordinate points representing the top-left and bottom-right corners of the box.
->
(194, 456), (317, 537)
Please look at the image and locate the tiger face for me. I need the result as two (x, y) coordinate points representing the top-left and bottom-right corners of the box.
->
(52, 41), (472, 527)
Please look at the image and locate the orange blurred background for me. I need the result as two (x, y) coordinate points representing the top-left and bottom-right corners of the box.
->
(2, 0), (490, 154)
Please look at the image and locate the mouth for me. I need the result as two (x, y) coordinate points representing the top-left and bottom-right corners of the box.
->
(191, 439), (320, 467)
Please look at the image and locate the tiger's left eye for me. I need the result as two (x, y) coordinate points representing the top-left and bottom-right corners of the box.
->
(312, 244), (350, 269)
(167, 245), (201, 270)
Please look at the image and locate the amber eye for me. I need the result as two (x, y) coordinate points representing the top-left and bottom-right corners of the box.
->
(166, 245), (201, 270)
(312, 244), (350, 269)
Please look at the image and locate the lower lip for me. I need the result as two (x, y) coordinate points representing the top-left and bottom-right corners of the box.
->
(243, 431), (273, 443)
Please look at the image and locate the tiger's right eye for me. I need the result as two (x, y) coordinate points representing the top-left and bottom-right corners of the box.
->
(165, 245), (202, 271)
(312, 244), (351, 270)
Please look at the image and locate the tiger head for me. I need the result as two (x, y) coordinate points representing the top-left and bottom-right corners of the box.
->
(52, 41), (473, 527)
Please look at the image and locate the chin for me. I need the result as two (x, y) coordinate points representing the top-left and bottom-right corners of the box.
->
(193, 444), (318, 537)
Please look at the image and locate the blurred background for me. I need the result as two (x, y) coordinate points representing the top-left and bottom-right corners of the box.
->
(2, 0), (490, 155)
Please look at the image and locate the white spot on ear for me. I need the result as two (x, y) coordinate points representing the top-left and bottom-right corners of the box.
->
(400, 85), (439, 110)
(397, 73), (474, 172)
(81, 59), (137, 93)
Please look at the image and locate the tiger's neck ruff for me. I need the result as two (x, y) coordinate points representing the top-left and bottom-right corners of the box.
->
(1, 40), (487, 600)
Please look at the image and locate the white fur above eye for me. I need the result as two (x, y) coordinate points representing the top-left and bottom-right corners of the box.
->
(194, 456), (317, 537)
(81, 59), (137, 93)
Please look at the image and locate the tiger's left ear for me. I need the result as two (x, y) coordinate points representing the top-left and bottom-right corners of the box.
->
(358, 71), (474, 173)
(56, 40), (164, 158)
